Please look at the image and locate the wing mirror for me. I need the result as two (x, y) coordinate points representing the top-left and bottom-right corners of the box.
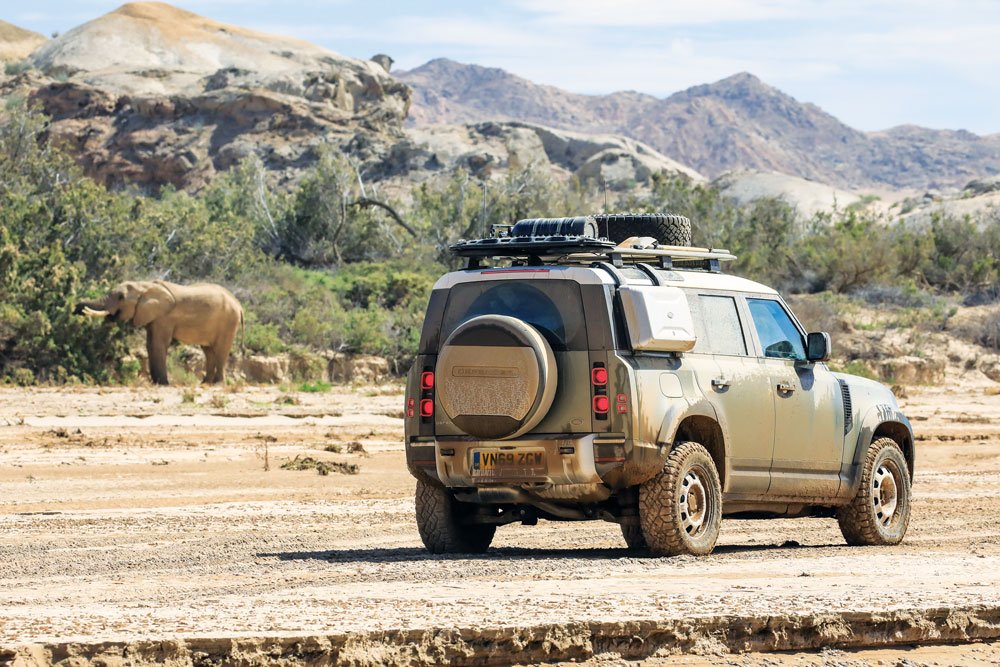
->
(806, 332), (832, 362)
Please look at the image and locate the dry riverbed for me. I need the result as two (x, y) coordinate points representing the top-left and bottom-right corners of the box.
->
(1, 382), (999, 666)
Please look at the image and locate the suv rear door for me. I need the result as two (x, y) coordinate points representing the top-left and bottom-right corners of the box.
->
(744, 297), (842, 497)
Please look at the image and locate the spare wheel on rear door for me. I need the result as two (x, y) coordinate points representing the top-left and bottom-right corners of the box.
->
(437, 315), (558, 440)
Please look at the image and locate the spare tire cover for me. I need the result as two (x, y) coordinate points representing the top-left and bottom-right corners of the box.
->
(437, 315), (557, 440)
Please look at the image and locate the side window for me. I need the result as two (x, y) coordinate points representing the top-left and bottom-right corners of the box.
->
(688, 294), (747, 356)
(747, 299), (806, 360)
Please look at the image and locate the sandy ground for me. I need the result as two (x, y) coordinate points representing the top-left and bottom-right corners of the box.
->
(1, 382), (999, 665)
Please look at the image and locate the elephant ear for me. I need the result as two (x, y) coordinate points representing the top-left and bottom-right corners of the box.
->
(133, 282), (176, 327)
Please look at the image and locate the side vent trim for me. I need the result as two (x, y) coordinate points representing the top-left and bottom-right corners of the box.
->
(838, 379), (853, 435)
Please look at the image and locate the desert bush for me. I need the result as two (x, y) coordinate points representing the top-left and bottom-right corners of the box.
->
(785, 294), (851, 334)
(950, 306), (1000, 350)
(3, 61), (32, 76)
(980, 310), (1000, 350)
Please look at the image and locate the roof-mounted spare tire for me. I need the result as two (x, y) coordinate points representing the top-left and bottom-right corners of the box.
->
(437, 315), (557, 440)
(595, 213), (692, 247)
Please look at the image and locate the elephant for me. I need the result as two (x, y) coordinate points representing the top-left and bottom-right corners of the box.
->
(75, 280), (244, 385)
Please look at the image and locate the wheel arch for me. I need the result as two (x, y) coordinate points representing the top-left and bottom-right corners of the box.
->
(658, 400), (729, 491)
(675, 416), (727, 491)
(851, 403), (915, 486)
(872, 421), (914, 481)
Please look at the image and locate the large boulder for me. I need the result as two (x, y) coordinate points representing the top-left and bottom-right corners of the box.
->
(875, 356), (946, 386)
(239, 354), (289, 384)
(327, 353), (390, 384)
(978, 355), (1000, 383)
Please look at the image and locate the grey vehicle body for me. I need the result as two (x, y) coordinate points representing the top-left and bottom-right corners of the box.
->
(405, 255), (913, 551)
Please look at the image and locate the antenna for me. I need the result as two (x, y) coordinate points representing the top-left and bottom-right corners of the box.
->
(481, 182), (488, 237)
(602, 179), (609, 214)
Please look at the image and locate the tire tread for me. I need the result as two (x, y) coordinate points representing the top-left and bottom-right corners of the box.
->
(597, 213), (692, 247)
(415, 479), (495, 554)
(639, 441), (721, 556)
(837, 437), (911, 546)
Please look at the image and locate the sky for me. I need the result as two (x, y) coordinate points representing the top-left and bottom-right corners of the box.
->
(7, 0), (1000, 134)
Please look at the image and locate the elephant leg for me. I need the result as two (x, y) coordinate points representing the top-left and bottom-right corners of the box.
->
(146, 326), (172, 386)
(201, 346), (218, 384)
(215, 327), (238, 384)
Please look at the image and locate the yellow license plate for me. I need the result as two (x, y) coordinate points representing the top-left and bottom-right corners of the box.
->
(471, 448), (546, 478)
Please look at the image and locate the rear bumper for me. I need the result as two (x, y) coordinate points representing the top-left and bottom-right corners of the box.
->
(408, 434), (626, 487)
(406, 433), (667, 500)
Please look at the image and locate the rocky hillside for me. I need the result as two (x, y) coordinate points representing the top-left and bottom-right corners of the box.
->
(395, 121), (702, 187)
(2, 2), (411, 191)
(0, 3), (698, 193)
(0, 20), (46, 62)
(712, 171), (868, 218)
(397, 59), (1000, 192)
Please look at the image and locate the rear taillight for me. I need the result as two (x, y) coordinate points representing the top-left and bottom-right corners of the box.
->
(421, 371), (435, 390)
(420, 366), (434, 422)
(592, 362), (608, 421)
(406, 397), (415, 418)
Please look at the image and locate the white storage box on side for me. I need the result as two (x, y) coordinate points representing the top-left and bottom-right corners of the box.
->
(618, 285), (696, 352)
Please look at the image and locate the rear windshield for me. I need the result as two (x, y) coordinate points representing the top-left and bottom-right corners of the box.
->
(440, 279), (588, 351)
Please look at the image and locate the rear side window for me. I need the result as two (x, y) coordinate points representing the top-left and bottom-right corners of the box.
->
(440, 280), (588, 351)
(747, 298), (806, 360)
(688, 294), (747, 356)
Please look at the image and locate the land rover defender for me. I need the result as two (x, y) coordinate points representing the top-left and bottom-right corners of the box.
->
(404, 214), (914, 556)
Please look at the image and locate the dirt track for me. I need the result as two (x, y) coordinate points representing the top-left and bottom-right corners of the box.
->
(1, 382), (999, 665)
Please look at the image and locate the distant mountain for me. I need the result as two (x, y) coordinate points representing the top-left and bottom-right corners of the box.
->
(396, 58), (1000, 191)
(0, 20), (46, 62)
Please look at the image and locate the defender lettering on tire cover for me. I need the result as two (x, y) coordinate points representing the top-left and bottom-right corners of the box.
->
(437, 314), (557, 440)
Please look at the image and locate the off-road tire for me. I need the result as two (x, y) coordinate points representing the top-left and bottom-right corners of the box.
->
(837, 437), (911, 546)
(415, 478), (495, 554)
(597, 213), (692, 247)
(620, 523), (648, 551)
(639, 441), (722, 556)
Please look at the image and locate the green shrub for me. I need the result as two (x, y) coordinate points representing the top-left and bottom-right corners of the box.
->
(3, 61), (32, 76)
(12, 367), (34, 386)
(299, 380), (331, 393)
(831, 359), (879, 381)
(287, 347), (325, 381)
(244, 319), (286, 355)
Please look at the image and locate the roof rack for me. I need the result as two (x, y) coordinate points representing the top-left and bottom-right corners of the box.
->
(449, 217), (736, 272)
(560, 245), (736, 272)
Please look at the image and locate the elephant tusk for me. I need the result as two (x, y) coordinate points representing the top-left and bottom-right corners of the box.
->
(82, 307), (111, 318)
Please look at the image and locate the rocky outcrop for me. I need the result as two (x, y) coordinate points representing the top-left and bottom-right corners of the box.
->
(328, 353), (390, 384)
(397, 58), (1000, 191)
(239, 355), (289, 384)
(161, 349), (392, 384)
(875, 356), (947, 386)
(401, 121), (701, 187)
(2, 3), (410, 191)
(713, 170), (873, 218)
